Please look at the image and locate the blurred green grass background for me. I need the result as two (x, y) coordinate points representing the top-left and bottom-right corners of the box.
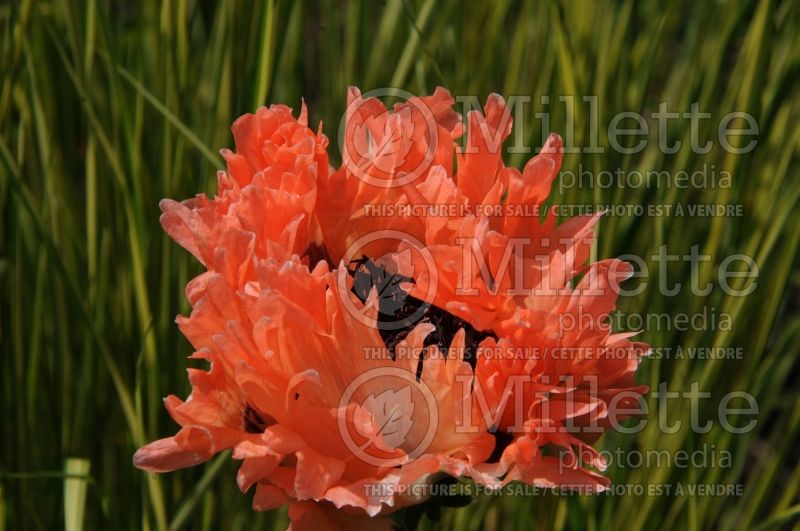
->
(1, 0), (800, 529)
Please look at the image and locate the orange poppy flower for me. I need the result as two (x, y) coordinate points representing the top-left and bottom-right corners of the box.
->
(134, 88), (648, 530)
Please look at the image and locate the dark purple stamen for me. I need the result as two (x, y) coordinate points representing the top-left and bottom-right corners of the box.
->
(348, 256), (496, 373)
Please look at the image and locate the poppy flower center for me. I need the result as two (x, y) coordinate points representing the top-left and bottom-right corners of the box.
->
(346, 256), (496, 375)
(303, 243), (496, 372)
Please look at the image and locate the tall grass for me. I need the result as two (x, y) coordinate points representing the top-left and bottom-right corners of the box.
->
(1, 0), (799, 529)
